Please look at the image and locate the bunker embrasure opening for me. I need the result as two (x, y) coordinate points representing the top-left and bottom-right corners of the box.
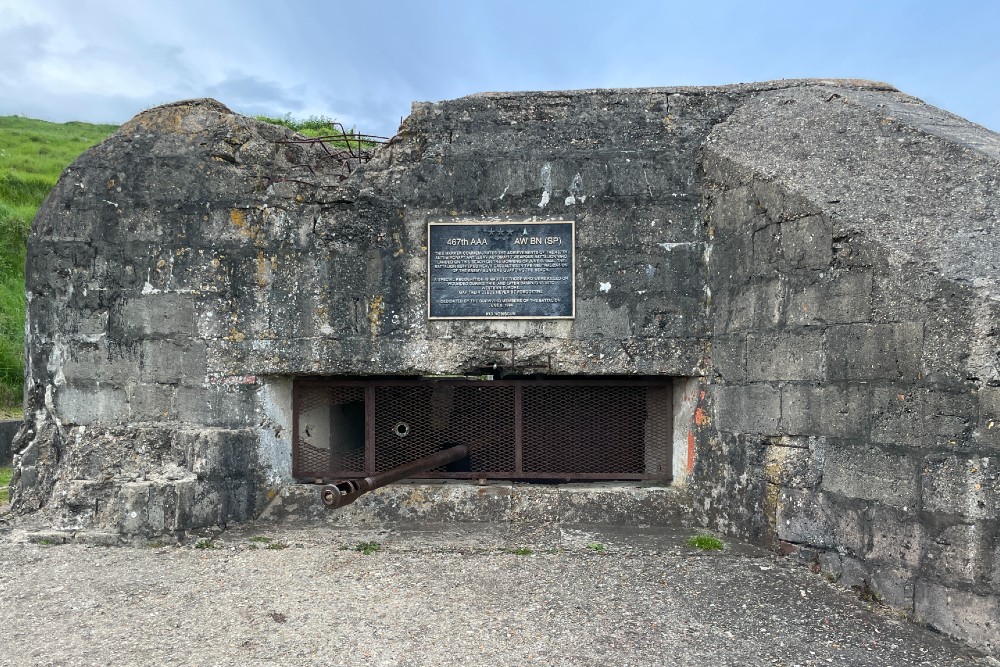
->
(293, 377), (672, 483)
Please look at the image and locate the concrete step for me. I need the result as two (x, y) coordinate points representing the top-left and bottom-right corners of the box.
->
(259, 480), (688, 527)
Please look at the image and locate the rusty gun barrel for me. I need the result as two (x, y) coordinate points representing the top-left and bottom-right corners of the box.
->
(321, 444), (470, 510)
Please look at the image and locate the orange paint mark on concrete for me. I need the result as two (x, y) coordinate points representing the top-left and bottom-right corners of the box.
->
(687, 431), (695, 473)
(694, 406), (708, 427)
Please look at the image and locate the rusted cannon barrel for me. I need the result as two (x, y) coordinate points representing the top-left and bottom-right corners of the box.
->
(321, 444), (470, 509)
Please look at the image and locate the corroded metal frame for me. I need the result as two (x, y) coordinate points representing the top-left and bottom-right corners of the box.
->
(292, 376), (672, 483)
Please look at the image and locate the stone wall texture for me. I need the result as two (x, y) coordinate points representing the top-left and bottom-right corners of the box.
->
(8, 80), (1000, 652)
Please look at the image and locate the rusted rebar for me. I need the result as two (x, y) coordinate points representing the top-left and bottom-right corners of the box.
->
(267, 123), (388, 186)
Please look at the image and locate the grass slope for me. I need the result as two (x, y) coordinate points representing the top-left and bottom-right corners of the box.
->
(0, 116), (117, 414)
(0, 465), (11, 504)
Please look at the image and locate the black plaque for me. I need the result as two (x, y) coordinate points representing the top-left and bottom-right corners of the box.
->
(428, 220), (575, 319)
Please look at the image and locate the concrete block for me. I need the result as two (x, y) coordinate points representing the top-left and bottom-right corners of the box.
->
(188, 478), (259, 527)
(866, 566), (917, 612)
(706, 185), (757, 237)
(172, 478), (196, 529)
(175, 384), (256, 428)
(27, 531), (72, 545)
(55, 385), (127, 425)
(73, 310), (110, 338)
(127, 383), (177, 421)
(818, 551), (868, 588)
(922, 317), (974, 387)
(977, 386), (1000, 449)
(577, 201), (698, 248)
(750, 221), (782, 277)
(870, 387), (923, 446)
(177, 428), (256, 479)
(921, 389), (976, 446)
(635, 296), (708, 338)
(119, 481), (184, 536)
(711, 335), (746, 383)
(785, 268), (873, 326)
(746, 329), (824, 382)
(547, 485), (686, 526)
(871, 264), (934, 323)
(775, 488), (831, 546)
(822, 442), (919, 509)
(60, 479), (109, 510)
(914, 581), (1000, 653)
(780, 384), (867, 439)
(750, 180), (820, 223)
(714, 384), (781, 435)
(778, 215), (831, 271)
(922, 453), (1000, 520)
(924, 523), (992, 585)
(189, 480), (225, 528)
(764, 437), (824, 489)
(118, 293), (197, 337)
(775, 488), (866, 554)
(867, 505), (924, 570)
(992, 540), (1000, 593)
(73, 531), (121, 546)
(713, 278), (784, 334)
(821, 550), (916, 612)
(140, 339), (207, 385)
(62, 344), (136, 385)
(707, 234), (755, 288)
(826, 322), (923, 382)
(218, 476), (256, 524)
(573, 298), (631, 338)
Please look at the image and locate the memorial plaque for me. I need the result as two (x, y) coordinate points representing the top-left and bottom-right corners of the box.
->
(427, 220), (575, 319)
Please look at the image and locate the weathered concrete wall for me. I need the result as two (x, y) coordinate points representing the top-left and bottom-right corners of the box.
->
(8, 80), (1000, 652)
(12, 87), (729, 531)
(700, 85), (1000, 652)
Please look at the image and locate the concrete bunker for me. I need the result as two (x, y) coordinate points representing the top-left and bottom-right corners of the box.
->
(8, 80), (1000, 652)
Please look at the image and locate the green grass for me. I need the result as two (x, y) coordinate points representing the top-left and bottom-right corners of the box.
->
(254, 114), (379, 149)
(0, 465), (12, 504)
(686, 534), (725, 551)
(354, 540), (381, 555)
(0, 116), (117, 412)
(255, 113), (351, 138)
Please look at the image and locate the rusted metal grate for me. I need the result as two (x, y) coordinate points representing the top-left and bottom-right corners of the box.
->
(293, 378), (671, 482)
(373, 384), (516, 474)
(294, 384), (366, 479)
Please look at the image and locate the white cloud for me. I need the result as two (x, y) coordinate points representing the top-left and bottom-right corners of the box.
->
(0, 0), (995, 138)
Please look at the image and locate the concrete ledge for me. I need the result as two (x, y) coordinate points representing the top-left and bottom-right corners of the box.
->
(258, 481), (687, 527)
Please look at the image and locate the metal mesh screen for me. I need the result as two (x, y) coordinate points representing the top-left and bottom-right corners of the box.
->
(374, 384), (515, 473)
(293, 378), (671, 481)
(522, 385), (645, 473)
(294, 384), (366, 479)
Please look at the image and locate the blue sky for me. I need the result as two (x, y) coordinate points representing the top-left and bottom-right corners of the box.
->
(1, 0), (997, 136)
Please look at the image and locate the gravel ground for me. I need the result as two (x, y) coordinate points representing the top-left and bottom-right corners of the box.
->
(0, 521), (995, 667)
